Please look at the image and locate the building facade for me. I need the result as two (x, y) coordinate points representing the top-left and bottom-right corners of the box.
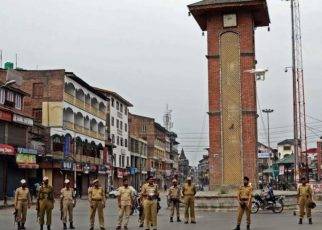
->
(198, 155), (209, 189)
(178, 149), (190, 184)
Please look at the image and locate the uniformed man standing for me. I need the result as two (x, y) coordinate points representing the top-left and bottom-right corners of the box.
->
(14, 179), (31, 230)
(60, 179), (75, 229)
(116, 178), (133, 230)
(37, 177), (54, 230)
(168, 179), (181, 223)
(297, 177), (313, 225)
(182, 177), (196, 224)
(138, 179), (149, 228)
(233, 177), (253, 230)
(89, 179), (106, 230)
(141, 176), (159, 230)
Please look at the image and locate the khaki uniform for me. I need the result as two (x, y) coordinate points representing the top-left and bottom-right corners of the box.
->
(182, 183), (196, 222)
(38, 185), (54, 226)
(142, 183), (159, 229)
(297, 184), (313, 219)
(236, 184), (253, 225)
(117, 186), (133, 227)
(89, 186), (106, 228)
(139, 183), (148, 226)
(60, 187), (75, 223)
(168, 186), (181, 218)
(14, 187), (31, 224)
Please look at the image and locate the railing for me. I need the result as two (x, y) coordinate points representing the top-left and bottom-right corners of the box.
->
(75, 154), (103, 164)
(85, 103), (91, 111)
(74, 124), (83, 133)
(98, 111), (106, 120)
(90, 130), (98, 138)
(83, 128), (89, 136)
(64, 92), (75, 105)
(98, 132), (105, 140)
(75, 99), (85, 109)
(63, 121), (74, 130)
(91, 107), (99, 117)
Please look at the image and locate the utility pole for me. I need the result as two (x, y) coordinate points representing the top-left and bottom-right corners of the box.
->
(262, 109), (274, 148)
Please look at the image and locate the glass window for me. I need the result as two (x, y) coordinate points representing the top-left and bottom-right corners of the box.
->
(112, 134), (115, 143)
(120, 121), (123, 130)
(125, 124), (128, 132)
(116, 119), (119, 129)
(15, 94), (22, 110)
(116, 101), (119, 110)
(119, 155), (122, 167)
(111, 117), (114, 126)
(117, 136), (119, 145)
(120, 138), (123, 146)
(111, 98), (115, 107)
(120, 104), (123, 113)
(124, 107), (128, 115)
(6, 91), (14, 102)
(0, 89), (5, 104)
(126, 156), (130, 167)
(125, 139), (128, 147)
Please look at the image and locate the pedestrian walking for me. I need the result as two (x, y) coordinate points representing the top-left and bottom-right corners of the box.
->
(233, 177), (253, 230)
(168, 179), (181, 223)
(14, 179), (31, 230)
(89, 179), (106, 230)
(141, 176), (159, 230)
(297, 177), (313, 225)
(60, 179), (75, 229)
(116, 178), (133, 230)
(182, 177), (196, 224)
(37, 177), (54, 230)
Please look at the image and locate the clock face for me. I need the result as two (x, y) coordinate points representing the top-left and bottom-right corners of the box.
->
(223, 14), (237, 28)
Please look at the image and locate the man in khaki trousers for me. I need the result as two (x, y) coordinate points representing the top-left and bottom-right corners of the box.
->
(142, 176), (159, 230)
(60, 179), (75, 229)
(14, 179), (31, 230)
(297, 177), (313, 225)
(89, 179), (106, 230)
(182, 177), (196, 224)
(116, 178), (133, 230)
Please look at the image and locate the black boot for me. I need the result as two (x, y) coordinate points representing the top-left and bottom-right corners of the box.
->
(309, 218), (313, 225)
(21, 223), (26, 230)
(247, 224), (250, 230)
(177, 217), (181, 222)
(70, 222), (75, 229)
(40, 225), (43, 230)
(170, 217), (173, 222)
(17, 222), (21, 230)
(63, 223), (67, 229)
(47, 225), (51, 230)
(233, 225), (240, 230)
(298, 219), (302, 224)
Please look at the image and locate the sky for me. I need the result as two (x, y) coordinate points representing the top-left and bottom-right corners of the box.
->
(1, 0), (322, 166)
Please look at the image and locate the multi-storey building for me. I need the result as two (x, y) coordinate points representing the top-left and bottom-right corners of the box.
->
(94, 88), (132, 187)
(1, 69), (109, 196)
(198, 155), (209, 189)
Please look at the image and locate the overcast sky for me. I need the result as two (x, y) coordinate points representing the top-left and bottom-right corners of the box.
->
(1, 0), (322, 166)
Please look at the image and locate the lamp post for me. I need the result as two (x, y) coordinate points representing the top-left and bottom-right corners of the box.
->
(262, 109), (274, 148)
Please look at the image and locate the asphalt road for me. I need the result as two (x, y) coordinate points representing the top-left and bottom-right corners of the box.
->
(0, 197), (321, 230)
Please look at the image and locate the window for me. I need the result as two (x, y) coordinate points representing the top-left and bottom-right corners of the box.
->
(111, 117), (114, 126)
(120, 138), (123, 146)
(125, 139), (128, 148)
(117, 136), (119, 145)
(125, 124), (128, 132)
(120, 121), (123, 130)
(6, 91), (14, 102)
(111, 98), (115, 107)
(126, 156), (130, 167)
(283, 146), (291, 151)
(120, 104), (123, 113)
(0, 89), (5, 104)
(121, 155), (125, 168)
(113, 154), (116, 166)
(112, 134), (115, 144)
(116, 119), (119, 129)
(15, 94), (22, 110)
(119, 155), (122, 167)
(141, 124), (147, 132)
(33, 109), (42, 123)
(116, 101), (119, 110)
(124, 107), (128, 115)
(32, 83), (44, 98)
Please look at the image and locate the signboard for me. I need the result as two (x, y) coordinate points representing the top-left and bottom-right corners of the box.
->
(279, 165), (285, 175)
(83, 164), (91, 174)
(13, 114), (33, 126)
(129, 167), (138, 175)
(17, 148), (37, 155)
(0, 110), (12, 122)
(61, 161), (73, 171)
(63, 135), (71, 157)
(258, 152), (271, 159)
(16, 153), (37, 164)
(98, 165), (108, 174)
(0, 144), (15, 156)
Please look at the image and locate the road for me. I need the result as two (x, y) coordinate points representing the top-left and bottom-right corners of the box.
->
(0, 196), (321, 230)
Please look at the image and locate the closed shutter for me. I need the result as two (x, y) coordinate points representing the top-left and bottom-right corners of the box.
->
(7, 124), (27, 146)
(0, 123), (5, 143)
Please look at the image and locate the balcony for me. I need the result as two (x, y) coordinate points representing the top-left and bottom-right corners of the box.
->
(83, 127), (89, 136)
(75, 154), (103, 164)
(74, 124), (83, 133)
(91, 107), (99, 117)
(98, 132), (105, 141)
(63, 121), (74, 131)
(90, 130), (98, 138)
(64, 92), (75, 105)
(98, 111), (106, 120)
(75, 99), (85, 109)
(85, 103), (91, 111)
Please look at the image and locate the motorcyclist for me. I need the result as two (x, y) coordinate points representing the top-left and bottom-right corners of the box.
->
(264, 183), (275, 204)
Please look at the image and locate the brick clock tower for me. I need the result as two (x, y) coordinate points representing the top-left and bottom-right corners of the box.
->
(188, 0), (270, 188)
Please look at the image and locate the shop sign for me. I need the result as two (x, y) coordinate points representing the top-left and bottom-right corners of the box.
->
(17, 148), (37, 155)
(0, 110), (12, 122)
(98, 165), (108, 174)
(0, 144), (15, 156)
(83, 164), (91, 174)
(117, 169), (123, 178)
(76, 163), (83, 172)
(63, 135), (71, 157)
(258, 152), (271, 159)
(61, 161), (74, 171)
(279, 165), (285, 175)
(16, 153), (37, 164)
(13, 114), (33, 126)
(129, 167), (138, 175)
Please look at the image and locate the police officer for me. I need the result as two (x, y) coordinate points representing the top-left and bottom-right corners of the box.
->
(297, 177), (313, 225)
(60, 179), (75, 229)
(138, 179), (149, 228)
(182, 177), (196, 224)
(141, 176), (159, 230)
(233, 176), (253, 230)
(14, 179), (31, 230)
(89, 179), (106, 230)
(116, 178), (133, 230)
(168, 179), (181, 223)
(37, 177), (54, 230)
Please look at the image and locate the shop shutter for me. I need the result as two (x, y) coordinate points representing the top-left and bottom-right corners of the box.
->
(7, 124), (27, 146)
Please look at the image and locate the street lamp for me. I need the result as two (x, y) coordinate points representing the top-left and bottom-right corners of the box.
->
(262, 109), (274, 148)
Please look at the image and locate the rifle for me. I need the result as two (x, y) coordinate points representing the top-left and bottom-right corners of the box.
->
(13, 208), (18, 226)
(60, 197), (63, 220)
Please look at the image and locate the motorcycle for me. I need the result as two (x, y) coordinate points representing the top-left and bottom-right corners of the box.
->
(251, 193), (284, 214)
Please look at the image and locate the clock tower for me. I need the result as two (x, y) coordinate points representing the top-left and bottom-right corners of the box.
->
(188, 0), (270, 188)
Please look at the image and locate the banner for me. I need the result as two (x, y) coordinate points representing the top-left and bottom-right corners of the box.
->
(63, 135), (71, 157)
(0, 144), (15, 156)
